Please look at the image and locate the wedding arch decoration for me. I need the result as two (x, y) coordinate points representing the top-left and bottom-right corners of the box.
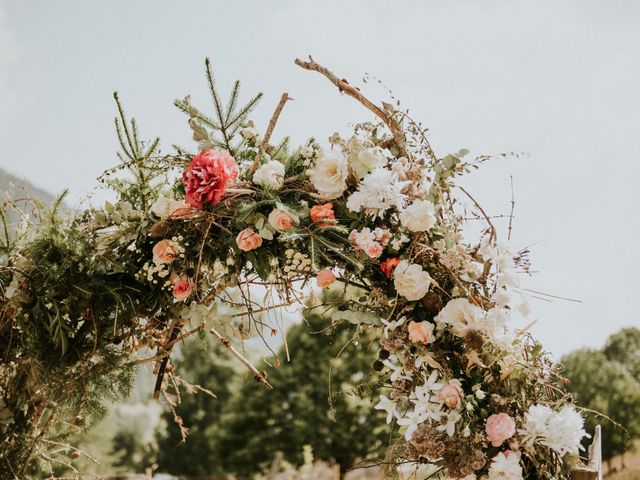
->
(0, 56), (593, 479)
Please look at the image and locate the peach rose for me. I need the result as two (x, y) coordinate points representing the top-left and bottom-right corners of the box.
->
(407, 321), (435, 345)
(267, 208), (298, 232)
(365, 242), (383, 258)
(168, 200), (194, 220)
(380, 257), (400, 279)
(236, 228), (263, 252)
(439, 380), (462, 409)
(310, 202), (335, 226)
(172, 275), (194, 302)
(316, 269), (336, 287)
(152, 239), (179, 265)
(485, 413), (516, 447)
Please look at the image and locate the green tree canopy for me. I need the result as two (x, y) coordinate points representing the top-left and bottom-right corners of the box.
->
(215, 304), (390, 477)
(156, 336), (236, 478)
(561, 348), (640, 463)
(603, 327), (640, 381)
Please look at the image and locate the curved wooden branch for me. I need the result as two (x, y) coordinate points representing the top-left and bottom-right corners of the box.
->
(294, 56), (408, 158)
(248, 92), (290, 176)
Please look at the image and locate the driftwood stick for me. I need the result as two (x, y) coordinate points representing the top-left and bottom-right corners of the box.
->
(294, 55), (408, 158)
(248, 92), (290, 176)
(209, 326), (273, 389)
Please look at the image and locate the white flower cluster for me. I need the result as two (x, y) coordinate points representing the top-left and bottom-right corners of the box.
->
(350, 146), (387, 178)
(521, 404), (588, 457)
(348, 227), (390, 259)
(346, 167), (408, 218)
(283, 249), (311, 279)
(487, 452), (523, 480)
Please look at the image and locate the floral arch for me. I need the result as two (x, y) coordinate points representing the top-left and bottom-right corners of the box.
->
(0, 57), (592, 479)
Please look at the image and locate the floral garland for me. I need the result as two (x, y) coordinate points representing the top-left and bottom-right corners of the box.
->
(0, 57), (589, 479)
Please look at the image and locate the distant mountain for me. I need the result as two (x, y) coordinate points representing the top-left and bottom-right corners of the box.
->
(0, 167), (57, 204)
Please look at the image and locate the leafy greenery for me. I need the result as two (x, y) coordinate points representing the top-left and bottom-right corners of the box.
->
(561, 329), (640, 465)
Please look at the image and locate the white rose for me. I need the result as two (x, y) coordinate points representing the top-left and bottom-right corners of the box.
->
(350, 146), (387, 178)
(393, 260), (433, 301)
(399, 199), (437, 232)
(311, 150), (349, 199)
(434, 298), (485, 337)
(253, 160), (285, 190)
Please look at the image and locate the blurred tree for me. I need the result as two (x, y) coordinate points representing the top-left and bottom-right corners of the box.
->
(155, 335), (236, 478)
(561, 348), (640, 469)
(603, 327), (640, 381)
(215, 298), (390, 477)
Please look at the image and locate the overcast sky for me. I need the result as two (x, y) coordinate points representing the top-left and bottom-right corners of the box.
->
(0, 0), (638, 356)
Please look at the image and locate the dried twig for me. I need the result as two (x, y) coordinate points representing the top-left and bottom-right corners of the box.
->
(294, 55), (408, 158)
(209, 326), (273, 389)
(508, 175), (515, 241)
(248, 92), (290, 176)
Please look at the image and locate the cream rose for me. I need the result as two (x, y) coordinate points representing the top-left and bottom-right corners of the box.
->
(393, 260), (433, 301)
(311, 150), (348, 199)
(434, 298), (485, 337)
(399, 199), (437, 232)
(253, 160), (285, 190)
(407, 320), (435, 345)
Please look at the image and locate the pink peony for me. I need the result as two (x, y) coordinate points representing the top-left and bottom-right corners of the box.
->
(407, 321), (435, 344)
(152, 239), (179, 265)
(439, 381), (462, 409)
(172, 275), (194, 302)
(236, 228), (263, 252)
(182, 149), (238, 208)
(485, 413), (517, 447)
(316, 269), (336, 288)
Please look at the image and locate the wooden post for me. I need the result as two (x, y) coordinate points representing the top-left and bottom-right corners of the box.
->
(572, 425), (602, 480)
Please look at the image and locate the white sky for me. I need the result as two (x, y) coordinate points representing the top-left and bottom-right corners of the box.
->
(0, 0), (638, 356)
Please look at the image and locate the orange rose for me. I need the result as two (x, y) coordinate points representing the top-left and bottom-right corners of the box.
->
(310, 202), (335, 227)
(152, 239), (179, 265)
(316, 269), (336, 287)
(236, 228), (263, 252)
(380, 257), (400, 278)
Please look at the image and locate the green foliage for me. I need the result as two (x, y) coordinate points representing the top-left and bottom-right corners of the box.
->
(604, 327), (640, 381)
(561, 346), (640, 462)
(156, 335), (236, 478)
(174, 57), (262, 155)
(214, 296), (389, 477)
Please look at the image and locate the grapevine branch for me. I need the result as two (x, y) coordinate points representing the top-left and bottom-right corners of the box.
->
(294, 55), (408, 159)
